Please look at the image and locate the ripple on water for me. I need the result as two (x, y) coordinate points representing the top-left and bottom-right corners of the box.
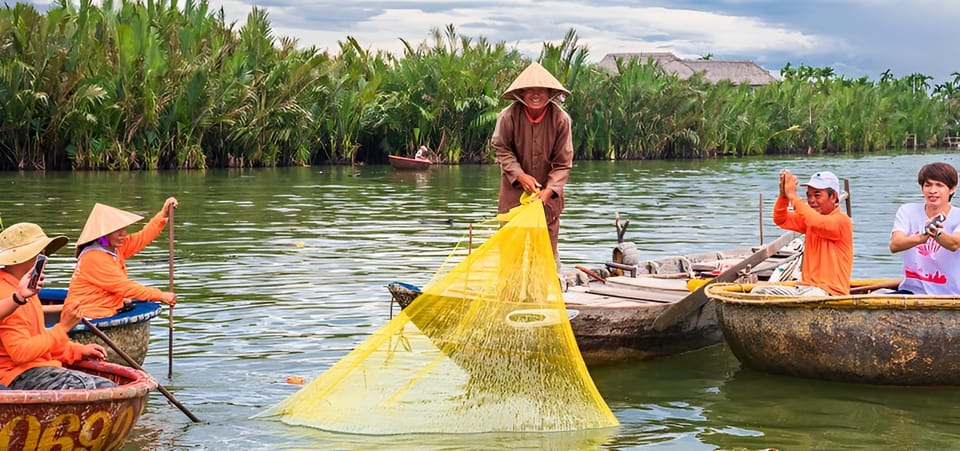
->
(3, 153), (953, 448)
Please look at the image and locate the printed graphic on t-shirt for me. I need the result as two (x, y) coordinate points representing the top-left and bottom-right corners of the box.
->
(904, 267), (947, 284)
(917, 234), (941, 256)
(906, 234), (948, 284)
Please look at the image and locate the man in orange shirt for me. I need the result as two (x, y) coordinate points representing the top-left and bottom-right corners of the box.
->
(0, 278), (33, 322)
(753, 170), (853, 296)
(0, 223), (114, 390)
(65, 198), (178, 319)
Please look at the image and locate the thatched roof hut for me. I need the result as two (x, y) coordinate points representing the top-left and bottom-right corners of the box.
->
(597, 52), (777, 87)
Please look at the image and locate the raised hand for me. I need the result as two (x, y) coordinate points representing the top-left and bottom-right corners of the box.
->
(15, 270), (41, 300)
(780, 169), (798, 199)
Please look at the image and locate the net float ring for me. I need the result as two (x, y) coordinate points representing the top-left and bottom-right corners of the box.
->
(505, 309), (563, 328)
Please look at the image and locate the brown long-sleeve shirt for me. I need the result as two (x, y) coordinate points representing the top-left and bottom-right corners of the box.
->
(492, 102), (573, 261)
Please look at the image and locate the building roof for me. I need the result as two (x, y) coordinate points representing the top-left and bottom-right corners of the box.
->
(597, 52), (777, 86)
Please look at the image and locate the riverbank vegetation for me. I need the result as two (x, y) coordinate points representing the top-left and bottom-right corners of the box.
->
(1, 0), (958, 170)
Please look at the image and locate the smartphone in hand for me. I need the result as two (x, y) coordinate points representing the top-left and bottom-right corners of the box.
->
(27, 254), (47, 290)
(926, 213), (947, 235)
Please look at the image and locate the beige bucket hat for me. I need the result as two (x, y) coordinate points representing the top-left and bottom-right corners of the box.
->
(501, 62), (570, 100)
(76, 203), (144, 248)
(0, 223), (68, 266)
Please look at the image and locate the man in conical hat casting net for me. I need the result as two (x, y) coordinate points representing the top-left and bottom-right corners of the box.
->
(64, 198), (179, 319)
(492, 62), (573, 269)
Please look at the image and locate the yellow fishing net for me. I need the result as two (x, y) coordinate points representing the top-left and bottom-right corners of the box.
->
(255, 198), (618, 434)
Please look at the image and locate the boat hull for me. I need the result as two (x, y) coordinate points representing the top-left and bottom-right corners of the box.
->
(710, 283), (960, 385)
(388, 236), (802, 365)
(388, 155), (432, 170)
(391, 284), (723, 366)
(41, 289), (162, 366)
(567, 300), (721, 365)
(0, 360), (156, 451)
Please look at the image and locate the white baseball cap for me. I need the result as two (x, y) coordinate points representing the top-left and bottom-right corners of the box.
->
(800, 171), (840, 193)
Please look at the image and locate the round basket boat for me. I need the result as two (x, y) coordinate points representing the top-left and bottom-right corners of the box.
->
(387, 281), (422, 309)
(41, 289), (163, 366)
(0, 360), (157, 450)
(708, 281), (960, 386)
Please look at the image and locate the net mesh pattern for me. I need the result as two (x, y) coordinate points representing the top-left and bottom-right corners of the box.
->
(255, 199), (618, 434)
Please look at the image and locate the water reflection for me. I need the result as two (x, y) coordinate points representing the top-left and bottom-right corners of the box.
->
(706, 367), (960, 449)
(589, 345), (740, 449)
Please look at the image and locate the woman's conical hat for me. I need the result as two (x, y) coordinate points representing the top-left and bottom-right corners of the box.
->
(76, 203), (144, 247)
(501, 62), (570, 100)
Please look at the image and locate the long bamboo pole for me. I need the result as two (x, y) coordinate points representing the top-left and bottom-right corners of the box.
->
(167, 207), (175, 379)
(844, 179), (852, 218)
(759, 192), (764, 245)
(82, 318), (200, 422)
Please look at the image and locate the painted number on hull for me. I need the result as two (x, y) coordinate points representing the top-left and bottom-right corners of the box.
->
(0, 405), (136, 451)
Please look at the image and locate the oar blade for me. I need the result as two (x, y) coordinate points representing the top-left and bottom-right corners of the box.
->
(652, 231), (799, 332)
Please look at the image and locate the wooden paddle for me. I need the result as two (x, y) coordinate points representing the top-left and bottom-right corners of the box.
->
(575, 265), (607, 283)
(652, 230), (799, 332)
(167, 206), (175, 379)
(82, 318), (200, 422)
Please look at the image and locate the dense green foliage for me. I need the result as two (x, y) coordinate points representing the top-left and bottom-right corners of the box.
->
(1, 0), (958, 170)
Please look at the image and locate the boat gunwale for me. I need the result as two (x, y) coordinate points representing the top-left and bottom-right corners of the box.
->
(0, 360), (156, 404)
(388, 154), (433, 168)
(40, 288), (163, 331)
(707, 280), (960, 309)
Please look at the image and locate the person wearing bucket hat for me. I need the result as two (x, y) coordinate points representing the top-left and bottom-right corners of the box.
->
(752, 169), (853, 296)
(0, 222), (116, 390)
(889, 162), (960, 294)
(491, 61), (573, 268)
(0, 223), (59, 323)
(64, 198), (179, 319)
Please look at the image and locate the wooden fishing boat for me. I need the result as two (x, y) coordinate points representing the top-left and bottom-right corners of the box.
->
(0, 359), (156, 450)
(41, 288), (163, 366)
(387, 232), (804, 365)
(388, 154), (432, 170)
(707, 281), (960, 385)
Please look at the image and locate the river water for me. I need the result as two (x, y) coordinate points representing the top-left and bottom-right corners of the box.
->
(3, 150), (959, 449)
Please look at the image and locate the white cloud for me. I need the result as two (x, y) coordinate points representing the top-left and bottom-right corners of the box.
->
(21, 0), (960, 82)
(250, 1), (837, 65)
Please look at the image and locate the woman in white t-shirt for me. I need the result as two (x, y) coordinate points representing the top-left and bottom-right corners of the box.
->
(890, 162), (960, 294)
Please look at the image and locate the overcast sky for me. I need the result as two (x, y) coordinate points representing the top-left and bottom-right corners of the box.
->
(30, 0), (960, 85)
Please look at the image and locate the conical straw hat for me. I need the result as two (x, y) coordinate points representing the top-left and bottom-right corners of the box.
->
(0, 223), (68, 265)
(501, 62), (570, 100)
(76, 203), (144, 247)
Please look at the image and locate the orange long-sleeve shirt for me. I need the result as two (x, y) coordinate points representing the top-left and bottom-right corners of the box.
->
(64, 212), (167, 319)
(773, 196), (853, 295)
(0, 272), (84, 386)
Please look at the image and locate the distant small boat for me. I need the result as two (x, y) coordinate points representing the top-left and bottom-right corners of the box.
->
(41, 288), (162, 367)
(0, 359), (156, 450)
(388, 155), (432, 170)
